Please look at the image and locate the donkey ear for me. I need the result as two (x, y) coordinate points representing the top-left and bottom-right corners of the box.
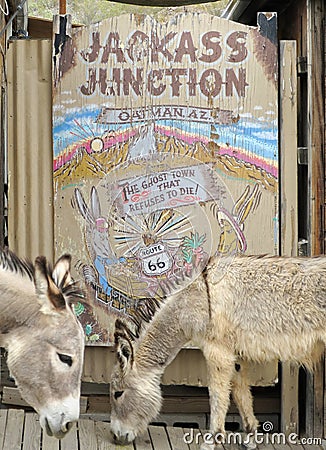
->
(34, 256), (49, 296)
(52, 254), (72, 289)
(34, 256), (66, 312)
(114, 319), (134, 372)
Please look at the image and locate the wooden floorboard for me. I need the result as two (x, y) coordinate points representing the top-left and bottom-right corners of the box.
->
(0, 409), (324, 450)
(22, 413), (41, 450)
(0, 410), (8, 450)
(148, 425), (172, 450)
(166, 426), (189, 449)
(60, 422), (79, 450)
(183, 428), (202, 450)
(42, 428), (60, 450)
(2, 409), (24, 450)
(79, 418), (98, 450)
(134, 429), (153, 450)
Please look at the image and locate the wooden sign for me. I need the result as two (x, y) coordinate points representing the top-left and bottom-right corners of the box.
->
(53, 11), (278, 344)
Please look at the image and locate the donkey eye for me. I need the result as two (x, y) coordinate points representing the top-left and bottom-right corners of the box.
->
(114, 390), (124, 400)
(57, 353), (73, 367)
(121, 346), (130, 359)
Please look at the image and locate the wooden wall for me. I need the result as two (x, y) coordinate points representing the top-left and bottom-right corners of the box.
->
(279, 0), (326, 438)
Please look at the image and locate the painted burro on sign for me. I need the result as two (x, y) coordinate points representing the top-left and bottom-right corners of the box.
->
(53, 11), (278, 344)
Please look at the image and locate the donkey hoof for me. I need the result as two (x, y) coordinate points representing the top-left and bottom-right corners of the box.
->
(200, 443), (216, 450)
(242, 441), (257, 449)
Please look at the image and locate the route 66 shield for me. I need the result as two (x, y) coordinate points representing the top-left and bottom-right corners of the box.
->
(140, 243), (172, 276)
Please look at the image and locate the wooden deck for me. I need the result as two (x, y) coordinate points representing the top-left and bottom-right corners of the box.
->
(0, 409), (325, 450)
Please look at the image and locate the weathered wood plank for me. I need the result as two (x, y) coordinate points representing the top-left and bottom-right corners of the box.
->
(60, 422), (79, 450)
(95, 421), (114, 450)
(279, 39), (300, 440)
(78, 418), (98, 450)
(270, 442), (293, 450)
(307, 0), (325, 255)
(101, 0), (222, 6)
(7, 410), (325, 450)
(284, 443), (304, 450)
(306, 358), (324, 439)
(134, 429), (153, 450)
(42, 431), (60, 450)
(2, 387), (29, 408)
(2, 409), (25, 450)
(302, 0), (325, 436)
(22, 413), (41, 450)
(324, 357), (326, 439)
(280, 39), (298, 257)
(0, 410), (8, 450)
(148, 425), (171, 450)
(2, 387), (88, 413)
(166, 426), (189, 449)
(224, 431), (248, 450)
(199, 429), (218, 450)
(281, 361), (299, 437)
(183, 429), (202, 450)
(300, 445), (323, 450)
(94, 420), (134, 449)
(257, 442), (275, 450)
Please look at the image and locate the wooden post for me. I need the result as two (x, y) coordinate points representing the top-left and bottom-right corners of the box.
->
(59, 0), (66, 15)
(307, 0), (325, 257)
(280, 40), (298, 258)
(279, 40), (299, 437)
(0, 1), (7, 248)
(306, 0), (325, 439)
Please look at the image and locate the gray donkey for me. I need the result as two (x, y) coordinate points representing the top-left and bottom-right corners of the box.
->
(110, 254), (326, 448)
(0, 248), (85, 439)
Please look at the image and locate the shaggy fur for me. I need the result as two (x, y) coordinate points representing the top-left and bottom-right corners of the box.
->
(0, 248), (85, 439)
(110, 254), (326, 447)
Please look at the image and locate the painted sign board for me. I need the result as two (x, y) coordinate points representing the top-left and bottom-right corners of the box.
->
(53, 11), (278, 344)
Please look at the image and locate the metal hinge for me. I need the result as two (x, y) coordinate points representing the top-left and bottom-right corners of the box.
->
(298, 147), (308, 165)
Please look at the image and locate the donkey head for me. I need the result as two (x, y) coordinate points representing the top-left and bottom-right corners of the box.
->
(110, 316), (162, 445)
(5, 254), (85, 439)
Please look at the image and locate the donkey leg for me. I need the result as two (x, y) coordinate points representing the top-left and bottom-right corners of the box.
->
(201, 343), (235, 449)
(231, 364), (259, 449)
(232, 364), (259, 433)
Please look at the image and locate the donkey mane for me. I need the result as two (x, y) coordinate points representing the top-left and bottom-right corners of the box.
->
(0, 247), (34, 281)
(122, 297), (161, 340)
(0, 247), (85, 302)
(121, 265), (205, 340)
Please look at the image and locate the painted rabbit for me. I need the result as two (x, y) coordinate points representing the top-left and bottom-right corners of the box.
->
(74, 186), (123, 296)
(215, 183), (261, 255)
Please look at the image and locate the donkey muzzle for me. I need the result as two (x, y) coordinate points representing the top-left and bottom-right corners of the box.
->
(112, 431), (134, 445)
(39, 394), (80, 439)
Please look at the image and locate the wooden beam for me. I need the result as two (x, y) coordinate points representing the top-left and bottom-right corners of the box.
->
(104, 0), (222, 5)
(2, 387), (88, 414)
(306, 0), (325, 439)
(279, 40), (299, 437)
(307, 0), (325, 255)
(59, 0), (66, 15)
(280, 40), (298, 257)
